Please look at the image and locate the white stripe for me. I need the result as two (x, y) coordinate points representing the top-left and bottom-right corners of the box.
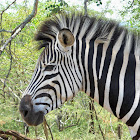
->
(85, 22), (98, 96)
(99, 27), (116, 79)
(93, 39), (99, 103)
(92, 38), (109, 102)
(70, 16), (75, 32)
(129, 117), (140, 138)
(116, 34), (132, 118)
(84, 19), (95, 95)
(59, 14), (67, 28)
(78, 18), (91, 38)
(78, 39), (85, 91)
(103, 31), (125, 114)
(86, 22), (98, 41)
(73, 17), (80, 37)
(85, 40), (90, 96)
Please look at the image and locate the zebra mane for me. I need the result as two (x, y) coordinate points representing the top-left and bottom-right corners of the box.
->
(35, 12), (140, 56)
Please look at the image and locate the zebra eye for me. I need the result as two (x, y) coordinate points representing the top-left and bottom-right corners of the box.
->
(44, 65), (55, 71)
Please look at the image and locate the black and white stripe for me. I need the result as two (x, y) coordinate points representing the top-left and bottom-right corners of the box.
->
(23, 13), (140, 139)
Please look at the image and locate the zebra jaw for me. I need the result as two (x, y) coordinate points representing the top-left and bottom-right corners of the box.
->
(19, 95), (44, 126)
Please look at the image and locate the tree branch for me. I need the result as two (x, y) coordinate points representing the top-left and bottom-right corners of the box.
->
(0, 130), (39, 140)
(94, 107), (105, 140)
(0, 0), (17, 29)
(0, 29), (12, 33)
(0, 0), (17, 16)
(0, 0), (39, 56)
(43, 117), (54, 140)
(2, 41), (12, 99)
(84, 0), (88, 16)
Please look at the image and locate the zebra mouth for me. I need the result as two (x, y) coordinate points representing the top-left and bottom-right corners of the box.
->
(30, 111), (44, 126)
(19, 95), (44, 126)
(22, 110), (44, 126)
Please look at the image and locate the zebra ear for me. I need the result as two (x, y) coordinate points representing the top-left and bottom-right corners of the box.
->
(58, 28), (75, 47)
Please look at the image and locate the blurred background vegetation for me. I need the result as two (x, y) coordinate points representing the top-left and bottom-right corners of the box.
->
(0, 0), (139, 139)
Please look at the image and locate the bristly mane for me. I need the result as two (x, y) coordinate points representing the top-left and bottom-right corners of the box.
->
(35, 12), (140, 56)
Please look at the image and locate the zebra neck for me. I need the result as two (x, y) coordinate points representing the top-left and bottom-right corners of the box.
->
(78, 27), (117, 105)
(79, 29), (139, 122)
(79, 30), (135, 118)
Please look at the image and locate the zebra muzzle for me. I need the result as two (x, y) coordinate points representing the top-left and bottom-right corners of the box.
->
(19, 95), (44, 126)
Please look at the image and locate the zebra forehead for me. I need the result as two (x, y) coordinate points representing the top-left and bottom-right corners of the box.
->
(34, 12), (140, 56)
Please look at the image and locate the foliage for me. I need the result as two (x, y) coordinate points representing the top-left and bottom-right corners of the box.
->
(119, 0), (140, 30)
(89, 0), (103, 6)
(45, 1), (68, 16)
(0, 0), (139, 139)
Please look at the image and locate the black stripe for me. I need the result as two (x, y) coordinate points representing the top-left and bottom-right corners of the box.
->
(50, 43), (53, 61)
(35, 103), (50, 107)
(109, 35), (126, 117)
(81, 38), (87, 92)
(52, 80), (62, 104)
(69, 56), (73, 69)
(109, 49), (124, 117)
(71, 44), (74, 60)
(119, 54), (136, 119)
(64, 56), (74, 93)
(88, 39), (95, 98)
(72, 58), (82, 83)
(67, 56), (80, 90)
(60, 54), (73, 93)
(47, 46), (49, 61)
(59, 73), (68, 101)
(43, 73), (59, 81)
(126, 99), (140, 126)
(96, 43), (103, 78)
(132, 126), (140, 140)
(98, 47), (112, 106)
(42, 50), (45, 64)
(35, 93), (52, 100)
(75, 39), (82, 83)
(53, 47), (57, 62)
(76, 39), (81, 75)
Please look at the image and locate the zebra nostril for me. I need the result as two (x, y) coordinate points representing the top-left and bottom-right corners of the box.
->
(23, 110), (29, 118)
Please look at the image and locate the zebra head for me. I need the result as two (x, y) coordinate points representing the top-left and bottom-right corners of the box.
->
(19, 15), (83, 126)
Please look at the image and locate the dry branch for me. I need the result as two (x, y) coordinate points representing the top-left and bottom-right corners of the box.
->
(0, 0), (17, 17)
(94, 107), (106, 140)
(0, 0), (38, 56)
(0, 130), (39, 140)
(43, 117), (53, 140)
(43, 117), (48, 140)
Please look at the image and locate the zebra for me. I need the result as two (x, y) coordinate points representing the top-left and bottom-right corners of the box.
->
(19, 13), (140, 139)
